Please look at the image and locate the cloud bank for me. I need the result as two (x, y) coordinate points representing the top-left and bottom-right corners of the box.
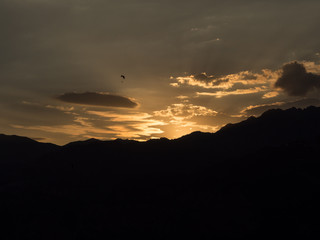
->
(57, 92), (138, 108)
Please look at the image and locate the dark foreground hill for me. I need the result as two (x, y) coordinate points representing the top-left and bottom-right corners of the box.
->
(1, 106), (320, 239)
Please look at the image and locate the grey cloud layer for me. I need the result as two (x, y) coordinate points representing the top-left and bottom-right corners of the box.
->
(1, 0), (320, 91)
(57, 92), (138, 108)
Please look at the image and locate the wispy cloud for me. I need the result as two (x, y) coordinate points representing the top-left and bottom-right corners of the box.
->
(197, 86), (267, 98)
(154, 103), (218, 120)
(87, 111), (166, 138)
(153, 103), (222, 138)
(11, 107), (166, 144)
(262, 91), (280, 99)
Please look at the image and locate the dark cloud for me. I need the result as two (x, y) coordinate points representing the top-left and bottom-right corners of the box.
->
(57, 92), (138, 108)
(193, 73), (229, 86)
(241, 73), (257, 80)
(275, 62), (320, 96)
(213, 79), (230, 86)
(194, 73), (215, 82)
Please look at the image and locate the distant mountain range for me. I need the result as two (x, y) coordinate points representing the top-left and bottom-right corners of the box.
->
(1, 106), (320, 239)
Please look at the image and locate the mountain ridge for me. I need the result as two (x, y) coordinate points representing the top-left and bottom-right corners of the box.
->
(1, 106), (320, 238)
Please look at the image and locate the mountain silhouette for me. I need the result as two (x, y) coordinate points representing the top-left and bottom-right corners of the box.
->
(0, 134), (58, 186)
(177, 106), (320, 152)
(0, 134), (58, 161)
(1, 106), (320, 239)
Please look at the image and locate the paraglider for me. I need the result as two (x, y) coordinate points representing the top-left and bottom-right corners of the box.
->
(120, 75), (126, 83)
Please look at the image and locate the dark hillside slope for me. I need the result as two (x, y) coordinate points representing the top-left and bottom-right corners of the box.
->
(216, 106), (320, 146)
(176, 106), (320, 156)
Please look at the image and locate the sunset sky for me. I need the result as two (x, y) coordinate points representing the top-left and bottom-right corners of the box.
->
(1, 0), (320, 145)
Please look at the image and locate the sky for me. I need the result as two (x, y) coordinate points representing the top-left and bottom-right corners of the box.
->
(1, 0), (320, 145)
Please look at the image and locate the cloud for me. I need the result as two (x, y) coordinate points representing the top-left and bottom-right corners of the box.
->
(56, 92), (138, 108)
(241, 102), (284, 117)
(275, 62), (320, 96)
